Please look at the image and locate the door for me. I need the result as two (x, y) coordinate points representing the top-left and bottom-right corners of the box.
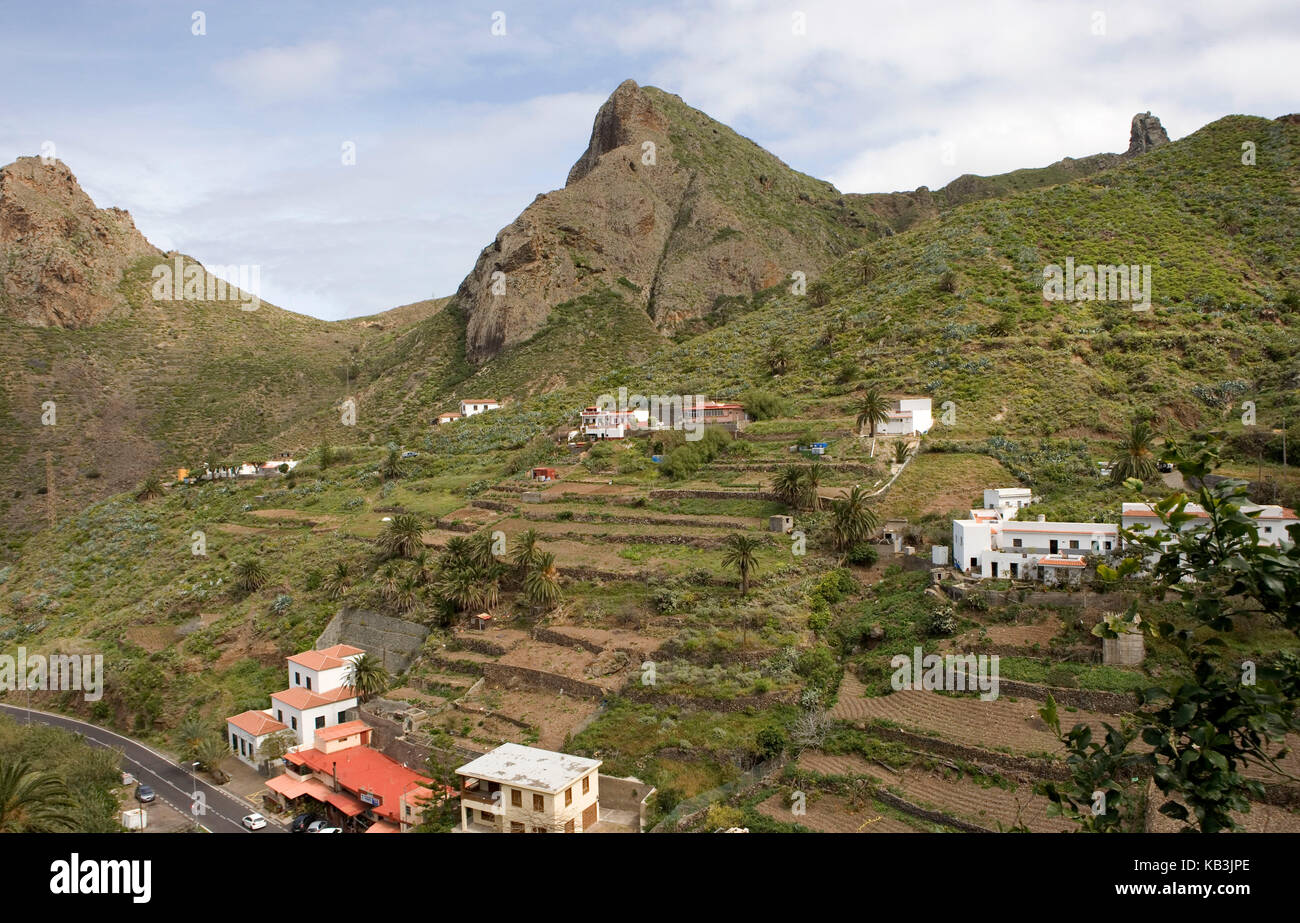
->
(1009, 562), (1018, 578)
(1049, 539), (1059, 553)
(990, 562), (998, 578)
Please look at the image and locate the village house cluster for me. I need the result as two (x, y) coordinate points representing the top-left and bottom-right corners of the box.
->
(952, 488), (1298, 584)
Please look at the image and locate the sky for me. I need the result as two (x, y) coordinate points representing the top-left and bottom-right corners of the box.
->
(1, 0), (1296, 320)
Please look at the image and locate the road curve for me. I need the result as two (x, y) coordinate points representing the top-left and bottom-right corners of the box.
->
(0, 703), (283, 833)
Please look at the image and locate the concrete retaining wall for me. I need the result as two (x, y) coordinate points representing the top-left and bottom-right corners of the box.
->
(316, 607), (429, 674)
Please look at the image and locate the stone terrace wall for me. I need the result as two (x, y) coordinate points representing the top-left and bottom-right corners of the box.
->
(317, 607), (429, 673)
(482, 662), (605, 699)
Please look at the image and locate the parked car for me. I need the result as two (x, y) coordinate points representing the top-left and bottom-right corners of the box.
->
(306, 819), (328, 833)
(313, 827), (343, 834)
(134, 785), (155, 803)
(401, 451), (418, 458)
(241, 813), (267, 831)
(291, 813), (323, 833)
(1157, 461), (1174, 472)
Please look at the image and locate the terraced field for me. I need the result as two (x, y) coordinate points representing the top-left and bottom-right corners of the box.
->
(755, 791), (928, 833)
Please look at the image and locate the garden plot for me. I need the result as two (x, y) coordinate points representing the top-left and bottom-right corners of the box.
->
(439, 505), (505, 527)
(754, 792), (924, 833)
(796, 749), (897, 781)
(878, 451), (1014, 521)
(830, 673), (1117, 757)
(497, 639), (632, 692)
(889, 768), (1073, 833)
(541, 481), (643, 499)
(461, 686), (601, 750)
(943, 618), (1068, 652)
(544, 625), (667, 657)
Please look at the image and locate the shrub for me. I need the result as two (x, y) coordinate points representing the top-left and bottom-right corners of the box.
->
(755, 725), (786, 760)
(925, 606), (957, 636)
(741, 390), (789, 421)
(844, 543), (878, 566)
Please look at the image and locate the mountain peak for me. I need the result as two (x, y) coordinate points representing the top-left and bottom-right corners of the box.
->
(1, 156), (160, 328)
(566, 79), (670, 186)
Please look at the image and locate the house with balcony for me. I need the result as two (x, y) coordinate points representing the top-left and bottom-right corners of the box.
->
(456, 743), (602, 833)
(878, 396), (934, 436)
(953, 510), (1118, 584)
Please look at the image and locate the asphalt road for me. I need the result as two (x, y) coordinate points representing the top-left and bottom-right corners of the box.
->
(0, 703), (283, 834)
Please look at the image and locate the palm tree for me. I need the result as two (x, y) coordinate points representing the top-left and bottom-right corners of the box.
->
(233, 558), (268, 592)
(176, 714), (208, 760)
(375, 562), (402, 602)
(392, 572), (422, 613)
(466, 531), (500, 570)
(801, 464), (823, 512)
(0, 760), (76, 832)
(523, 552), (562, 612)
(859, 252), (880, 284)
(322, 561), (352, 600)
(510, 529), (544, 577)
(378, 512), (424, 559)
(768, 347), (790, 377)
(346, 652), (391, 702)
(195, 734), (229, 774)
(893, 441), (911, 465)
(721, 533), (763, 596)
(135, 476), (164, 502)
(380, 447), (406, 481)
(772, 465), (805, 510)
(855, 388), (891, 438)
(1110, 418), (1159, 485)
(830, 485), (879, 554)
(434, 567), (479, 613)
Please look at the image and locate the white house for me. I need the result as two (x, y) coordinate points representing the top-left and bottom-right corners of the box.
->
(1122, 502), (1299, 551)
(581, 405), (650, 440)
(436, 412), (462, 425)
(457, 743), (602, 833)
(953, 510), (1118, 584)
(226, 710), (290, 770)
(983, 487), (1034, 517)
(228, 644), (363, 754)
(878, 396), (934, 436)
(459, 399), (501, 417)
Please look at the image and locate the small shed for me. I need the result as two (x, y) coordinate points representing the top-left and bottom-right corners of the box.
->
(531, 467), (559, 481)
(768, 515), (794, 534)
(470, 612), (492, 631)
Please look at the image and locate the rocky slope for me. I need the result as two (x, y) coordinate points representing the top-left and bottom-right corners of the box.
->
(455, 80), (878, 363)
(0, 157), (162, 328)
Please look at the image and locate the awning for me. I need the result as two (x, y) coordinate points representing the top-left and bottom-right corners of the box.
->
(266, 773), (367, 816)
(365, 821), (400, 834)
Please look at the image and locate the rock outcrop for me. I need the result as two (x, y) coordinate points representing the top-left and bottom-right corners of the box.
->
(0, 156), (160, 327)
(455, 80), (873, 363)
(1126, 111), (1171, 156)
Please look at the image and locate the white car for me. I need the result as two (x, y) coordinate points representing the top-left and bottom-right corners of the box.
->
(241, 813), (267, 831)
(313, 827), (343, 834)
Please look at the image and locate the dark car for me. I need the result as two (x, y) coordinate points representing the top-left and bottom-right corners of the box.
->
(135, 785), (156, 803)
(290, 812), (323, 833)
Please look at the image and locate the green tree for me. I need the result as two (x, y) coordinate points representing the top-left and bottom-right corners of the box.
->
(721, 533), (763, 596)
(854, 389), (891, 438)
(772, 465), (805, 510)
(801, 464), (823, 512)
(1042, 435), (1300, 833)
(322, 561), (352, 600)
(1109, 417), (1159, 485)
(346, 652), (392, 702)
(318, 440), (335, 470)
(829, 485), (879, 554)
(511, 528), (544, 578)
(523, 551), (563, 612)
(195, 734), (229, 774)
(135, 476), (164, 502)
(233, 558), (268, 593)
(0, 760), (76, 832)
(380, 447), (406, 481)
(378, 512), (424, 560)
(258, 730), (296, 768)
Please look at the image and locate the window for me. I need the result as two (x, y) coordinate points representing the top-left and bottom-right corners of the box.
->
(1105, 541), (1113, 550)
(276, 710), (283, 722)
(1069, 540), (1079, 549)
(338, 711), (347, 723)
(290, 716), (297, 730)
(306, 676), (313, 691)
(533, 793), (544, 812)
(511, 790), (522, 807)
(1012, 539), (1022, 548)
(565, 819), (575, 833)
(315, 716), (325, 729)
(565, 787), (573, 806)
(231, 733), (238, 750)
(582, 776), (590, 795)
(511, 821), (525, 833)
(294, 671), (301, 686)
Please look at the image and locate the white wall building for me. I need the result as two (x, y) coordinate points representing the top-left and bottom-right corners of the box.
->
(580, 406), (650, 440)
(878, 396), (934, 436)
(457, 743), (602, 833)
(953, 510), (1118, 584)
(228, 644), (363, 754)
(459, 399), (500, 417)
(983, 487), (1034, 516)
(226, 710), (290, 770)
(1122, 502), (1299, 551)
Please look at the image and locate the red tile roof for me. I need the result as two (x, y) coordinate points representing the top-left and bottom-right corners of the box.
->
(286, 746), (433, 822)
(287, 650), (347, 671)
(316, 644), (365, 659)
(227, 710), (288, 737)
(266, 773), (369, 816)
(1038, 556), (1087, 567)
(314, 721), (371, 743)
(271, 685), (357, 710)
